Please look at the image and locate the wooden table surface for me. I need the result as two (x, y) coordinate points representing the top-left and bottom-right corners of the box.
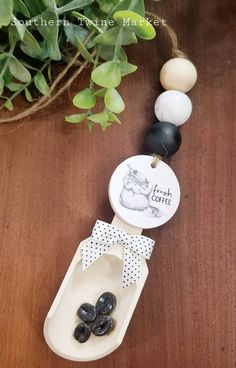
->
(0, 1), (235, 367)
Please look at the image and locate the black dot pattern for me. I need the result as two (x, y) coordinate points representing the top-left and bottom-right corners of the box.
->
(81, 220), (155, 288)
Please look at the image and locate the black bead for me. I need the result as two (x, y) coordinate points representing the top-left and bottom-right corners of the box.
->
(144, 122), (182, 157)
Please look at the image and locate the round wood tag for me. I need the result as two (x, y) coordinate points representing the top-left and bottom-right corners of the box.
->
(108, 155), (181, 229)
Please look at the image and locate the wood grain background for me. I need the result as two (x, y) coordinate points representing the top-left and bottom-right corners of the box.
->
(0, 0), (235, 367)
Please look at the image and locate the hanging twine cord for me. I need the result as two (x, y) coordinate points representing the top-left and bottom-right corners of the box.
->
(151, 154), (162, 168)
(0, 14), (186, 125)
(146, 12), (187, 58)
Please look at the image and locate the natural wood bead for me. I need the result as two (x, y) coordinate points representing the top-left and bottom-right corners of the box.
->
(160, 58), (197, 92)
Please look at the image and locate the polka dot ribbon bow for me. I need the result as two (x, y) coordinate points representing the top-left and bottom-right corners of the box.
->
(82, 220), (155, 287)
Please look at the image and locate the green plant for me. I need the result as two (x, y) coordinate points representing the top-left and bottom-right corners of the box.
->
(0, 0), (161, 129)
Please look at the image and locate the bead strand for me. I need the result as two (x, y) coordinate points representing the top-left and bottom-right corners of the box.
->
(144, 58), (197, 158)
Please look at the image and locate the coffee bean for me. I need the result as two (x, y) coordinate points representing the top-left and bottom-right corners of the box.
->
(91, 315), (114, 336)
(96, 292), (116, 315)
(77, 303), (97, 322)
(73, 323), (91, 343)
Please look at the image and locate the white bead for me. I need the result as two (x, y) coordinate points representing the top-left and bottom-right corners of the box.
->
(160, 58), (197, 92)
(154, 90), (192, 126)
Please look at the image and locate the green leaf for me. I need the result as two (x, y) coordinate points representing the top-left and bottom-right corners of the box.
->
(4, 100), (14, 111)
(99, 45), (127, 62)
(34, 72), (49, 95)
(73, 88), (96, 109)
(12, 15), (26, 40)
(108, 111), (122, 124)
(0, 75), (4, 95)
(95, 88), (107, 97)
(91, 61), (121, 88)
(9, 57), (31, 83)
(65, 113), (87, 123)
(105, 88), (125, 113)
(13, 0), (30, 17)
(114, 11), (156, 40)
(87, 111), (109, 124)
(73, 11), (103, 33)
(57, 0), (93, 15)
(6, 82), (23, 91)
(22, 0), (45, 16)
(110, 0), (145, 17)
(64, 23), (94, 49)
(25, 87), (33, 102)
(87, 110), (111, 131)
(37, 11), (61, 60)
(2, 67), (12, 84)
(95, 27), (137, 46)
(0, 0), (13, 27)
(42, 0), (56, 10)
(20, 29), (42, 58)
(74, 35), (95, 63)
(119, 61), (137, 76)
(0, 53), (10, 61)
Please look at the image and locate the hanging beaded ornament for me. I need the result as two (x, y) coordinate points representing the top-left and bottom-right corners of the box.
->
(43, 13), (197, 362)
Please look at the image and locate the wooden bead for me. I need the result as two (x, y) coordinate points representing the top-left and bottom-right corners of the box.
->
(160, 58), (197, 92)
(144, 122), (182, 157)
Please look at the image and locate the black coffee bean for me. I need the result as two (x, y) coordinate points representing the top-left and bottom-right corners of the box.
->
(77, 303), (97, 322)
(96, 292), (116, 315)
(73, 323), (91, 343)
(91, 315), (114, 336)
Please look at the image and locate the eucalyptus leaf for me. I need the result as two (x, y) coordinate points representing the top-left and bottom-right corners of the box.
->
(0, 0), (13, 27)
(73, 11), (103, 33)
(2, 67), (12, 85)
(0, 75), (4, 95)
(95, 27), (137, 46)
(34, 71), (49, 95)
(91, 61), (121, 88)
(57, 0), (93, 15)
(65, 113), (87, 123)
(0, 53), (9, 61)
(95, 88), (107, 97)
(4, 100), (14, 111)
(114, 11), (156, 40)
(9, 57), (31, 82)
(87, 111), (109, 124)
(110, 0), (145, 17)
(23, 0), (45, 16)
(99, 45), (127, 62)
(104, 88), (125, 113)
(37, 10), (61, 60)
(13, 0), (30, 17)
(12, 15), (26, 40)
(6, 82), (23, 91)
(42, 0), (57, 10)
(108, 111), (122, 124)
(74, 35), (95, 63)
(119, 61), (137, 76)
(25, 87), (33, 102)
(64, 23), (94, 49)
(73, 88), (96, 109)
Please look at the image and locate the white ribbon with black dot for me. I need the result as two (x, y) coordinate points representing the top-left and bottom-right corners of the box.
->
(82, 220), (155, 287)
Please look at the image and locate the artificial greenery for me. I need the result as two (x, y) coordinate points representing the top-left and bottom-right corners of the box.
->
(0, 0), (158, 130)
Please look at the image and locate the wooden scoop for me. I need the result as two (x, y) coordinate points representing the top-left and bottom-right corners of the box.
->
(43, 216), (148, 362)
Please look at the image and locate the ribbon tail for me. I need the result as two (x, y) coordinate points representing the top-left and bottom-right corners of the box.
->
(122, 247), (142, 288)
(81, 238), (110, 271)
